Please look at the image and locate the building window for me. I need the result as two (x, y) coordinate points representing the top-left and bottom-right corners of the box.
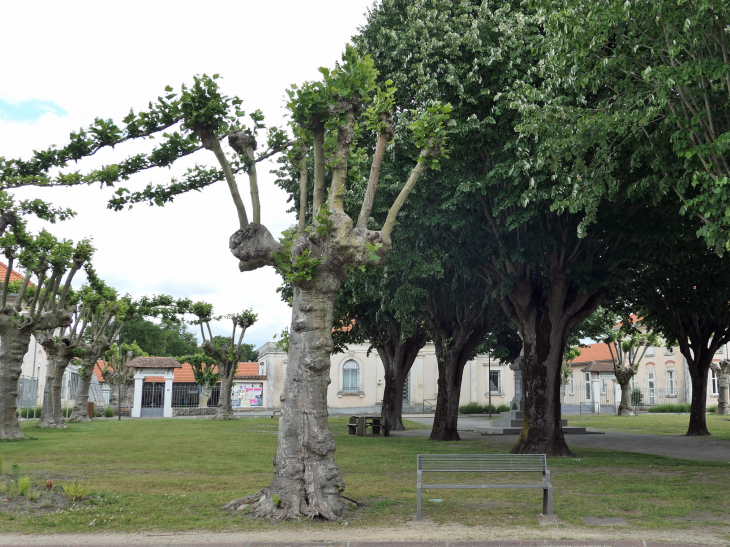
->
(584, 372), (591, 401)
(489, 370), (501, 393)
(664, 347), (675, 356)
(569, 372), (575, 394)
(258, 362), (265, 376)
(667, 370), (676, 396)
(711, 369), (719, 396)
(645, 346), (655, 357)
(342, 360), (359, 394)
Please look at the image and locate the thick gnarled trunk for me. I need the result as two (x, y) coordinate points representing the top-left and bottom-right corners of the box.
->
(69, 360), (94, 422)
(38, 352), (72, 429)
(430, 361), (464, 441)
(199, 385), (212, 408)
(228, 271), (347, 519)
(617, 379), (634, 417)
(377, 325), (425, 431)
(0, 327), (33, 439)
(214, 375), (234, 420)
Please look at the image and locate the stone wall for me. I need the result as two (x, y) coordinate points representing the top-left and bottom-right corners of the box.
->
(173, 407), (217, 417)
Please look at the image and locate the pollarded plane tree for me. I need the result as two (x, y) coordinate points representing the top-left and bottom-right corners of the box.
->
(0, 228), (89, 439)
(68, 293), (187, 423)
(174, 352), (218, 409)
(3, 47), (448, 518)
(184, 301), (256, 420)
(101, 341), (147, 413)
(601, 320), (659, 417)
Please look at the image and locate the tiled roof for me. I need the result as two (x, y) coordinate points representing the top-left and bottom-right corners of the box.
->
(571, 343), (612, 363)
(126, 356), (182, 369)
(580, 359), (615, 373)
(98, 360), (260, 383)
(0, 262), (25, 284)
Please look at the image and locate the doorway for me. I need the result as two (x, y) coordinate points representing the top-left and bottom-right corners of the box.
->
(141, 382), (164, 418)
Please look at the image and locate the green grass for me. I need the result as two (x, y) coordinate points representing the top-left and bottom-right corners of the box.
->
(0, 417), (727, 534)
(568, 413), (730, 440)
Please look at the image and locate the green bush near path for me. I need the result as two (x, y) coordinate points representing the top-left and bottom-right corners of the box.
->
(0, 417), (726, 534)
(459, 402), (511, 414)
(648, 403), (692, 413)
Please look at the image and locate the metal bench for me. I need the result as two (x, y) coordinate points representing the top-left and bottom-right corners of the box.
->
(416, 454), (552, 519)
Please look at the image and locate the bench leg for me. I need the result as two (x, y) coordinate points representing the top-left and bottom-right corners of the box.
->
(543, 485), (553, 516)
(416, 470), (422, 520)
(357, 416), (365, 437)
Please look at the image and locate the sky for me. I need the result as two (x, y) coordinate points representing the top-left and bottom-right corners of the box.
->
(0, 0), (378, 349)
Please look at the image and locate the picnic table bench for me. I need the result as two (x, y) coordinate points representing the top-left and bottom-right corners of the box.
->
(416, 454), (552, 519)
(348, 415), (390, 437)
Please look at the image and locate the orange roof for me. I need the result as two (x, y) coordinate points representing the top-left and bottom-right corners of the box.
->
(571, 343), (612, 364)
(95, 361), (259, 383)
(0, 262), (26, 285)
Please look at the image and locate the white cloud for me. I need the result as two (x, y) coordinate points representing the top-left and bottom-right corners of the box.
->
(0, 0), (376, 348)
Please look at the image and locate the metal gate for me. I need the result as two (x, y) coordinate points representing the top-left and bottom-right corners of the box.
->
(141, 382), (164, 418)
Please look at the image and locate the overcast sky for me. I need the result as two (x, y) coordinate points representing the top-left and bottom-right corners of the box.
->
(1, 0), (377, 349)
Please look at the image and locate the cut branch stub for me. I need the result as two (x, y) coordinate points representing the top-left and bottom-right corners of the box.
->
(228, 132), (257, 156)
(229, 223), (284, 272)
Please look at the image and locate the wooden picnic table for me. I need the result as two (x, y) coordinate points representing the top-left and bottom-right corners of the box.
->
(347, 415), (390, 437)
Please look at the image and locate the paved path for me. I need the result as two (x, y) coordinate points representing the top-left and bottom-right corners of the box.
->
(404, 416), (730, 462)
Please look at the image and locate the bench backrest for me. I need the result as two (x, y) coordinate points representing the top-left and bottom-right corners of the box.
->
(417, 454), (546, 473)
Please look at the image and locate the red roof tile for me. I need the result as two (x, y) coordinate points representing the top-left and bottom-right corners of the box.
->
(97, 361), (260, 383)
(571, 343), (613, 363)
(0, 262), (27, 285)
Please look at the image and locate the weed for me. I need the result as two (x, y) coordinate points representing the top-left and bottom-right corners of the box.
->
(62, 480), (90, 501)
(46, 479), (54, 490)
(28, 487), (40, 501)
(0, 451), (3, 475)
(39, 498), (52, 509)
(272, 493), (282, 507)
(17, 475), (30, 497)
(7, 485), (14, 501)
(10, 463), (19, 482)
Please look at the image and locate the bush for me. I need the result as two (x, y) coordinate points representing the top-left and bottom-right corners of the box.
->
(16, 407), (42, 418)
(707, 405), (718, 413)
(648, 403), (691, 413)
(62, 480), (90, 502)
(17, 475), (30, 498)
(459, 402), (511, 414)
(62, 407), (73, 418)
(104, 407), (114, 418)
(631, 388), (643, 406)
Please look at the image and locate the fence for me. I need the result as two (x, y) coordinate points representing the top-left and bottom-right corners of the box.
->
(169, 383), (221, 408)
(17, 376), (39, 419)
(561, 383), (690, 414)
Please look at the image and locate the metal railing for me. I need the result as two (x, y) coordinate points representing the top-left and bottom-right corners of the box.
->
(423, 399), (437, 413)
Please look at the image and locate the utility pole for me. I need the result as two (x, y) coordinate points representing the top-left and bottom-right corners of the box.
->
(488, 345), (492, 419)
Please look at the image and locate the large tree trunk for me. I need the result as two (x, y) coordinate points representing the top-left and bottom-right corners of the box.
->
(228, 271), (346, 520)
(214, 376), (234, 420)
(377, 324), (426, 431)
(38, 353), (72, 428)
(687, 361), (711, 436)
(69, 360), (94, 423)
(0, 327), (33, 439)
(430, 356), (464, 441)
(199, 385), (212, 408)
(617, 379), (634, 417)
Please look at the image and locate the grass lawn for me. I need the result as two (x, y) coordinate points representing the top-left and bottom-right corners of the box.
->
(568, 413), (730, 440)
(0, 417), (728, 535)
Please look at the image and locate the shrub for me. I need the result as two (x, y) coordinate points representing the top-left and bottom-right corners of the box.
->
(40, 498), (52, 509)
(631, 388), (644, 406)
(648, 403), (691, 413)
(7, 485), (14, 501)
(459, 402), (510, 414)
(16, 407), (42, 418)
(28, 487), (40, 501)
(62, 407), (73, 418)
(17, 475), (30, 497)
(104, 407), (114, 418)
(707, 405), (718, 413)
(62, 480), (90, 502)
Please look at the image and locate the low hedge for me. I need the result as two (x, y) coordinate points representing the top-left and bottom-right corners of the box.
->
(459, 402), (511, 415)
